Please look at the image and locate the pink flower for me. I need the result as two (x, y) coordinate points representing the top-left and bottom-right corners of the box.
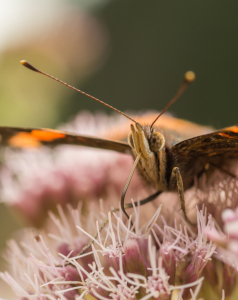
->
(1, 112), (238, 299)
(0, 200), (216, 299)
(0, 112), (148, 226)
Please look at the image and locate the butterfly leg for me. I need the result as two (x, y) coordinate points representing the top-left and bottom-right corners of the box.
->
(170, 167), (195, 226)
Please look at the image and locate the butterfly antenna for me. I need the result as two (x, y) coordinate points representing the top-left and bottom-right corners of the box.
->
(150, 71), (196, 130)
(20, 60), (136, 124)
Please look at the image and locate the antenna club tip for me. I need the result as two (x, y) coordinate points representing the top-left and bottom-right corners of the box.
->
(184, 71), (196, 83)
(20, 60), (39, 72)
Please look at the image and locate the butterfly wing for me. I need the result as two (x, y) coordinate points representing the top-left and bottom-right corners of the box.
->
(172, 126), (238, 188)
(0, 127), (131, 154)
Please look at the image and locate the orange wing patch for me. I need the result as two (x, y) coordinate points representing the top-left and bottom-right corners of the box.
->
(9, 130), (66, 148)
(9, 132), (41, 148)
(224, 126), (238, 133)
(31, 130), (65, 141)
(219, 132), (232, 138)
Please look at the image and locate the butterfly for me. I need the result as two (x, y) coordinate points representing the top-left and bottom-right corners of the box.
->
(1, 60), (238, 225)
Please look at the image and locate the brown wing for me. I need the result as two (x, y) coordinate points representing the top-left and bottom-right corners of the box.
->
(171, 126), (238, 188)
(0, 126), (131, 154)
(104, 113), (213, 141)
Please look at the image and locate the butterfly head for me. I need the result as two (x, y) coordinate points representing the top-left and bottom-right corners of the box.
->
(128, 122), (165, 159)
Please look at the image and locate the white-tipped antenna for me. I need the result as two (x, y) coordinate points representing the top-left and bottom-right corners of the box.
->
(20, 60), (137, 124)
(150, 71), (196, 129)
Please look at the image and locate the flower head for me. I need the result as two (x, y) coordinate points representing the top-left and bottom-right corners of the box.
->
(0, 198), (218, 300)
(1, 112), (238, 299)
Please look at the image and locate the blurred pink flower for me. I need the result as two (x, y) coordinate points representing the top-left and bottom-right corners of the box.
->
(205, 205), (238, 297)
(0, 112), (148, 226)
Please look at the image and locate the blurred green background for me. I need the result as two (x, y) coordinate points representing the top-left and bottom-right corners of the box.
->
(0, 0), (238, 268)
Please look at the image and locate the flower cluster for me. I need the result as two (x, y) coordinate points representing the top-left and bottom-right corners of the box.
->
(0, 112), (238, 299)
(1, 202), (213, 300)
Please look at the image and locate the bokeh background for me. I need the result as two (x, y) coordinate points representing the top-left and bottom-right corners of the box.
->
(0, 0), (238, 270)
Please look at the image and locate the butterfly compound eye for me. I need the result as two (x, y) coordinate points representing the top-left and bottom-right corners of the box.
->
(149, 132), (165, 152)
